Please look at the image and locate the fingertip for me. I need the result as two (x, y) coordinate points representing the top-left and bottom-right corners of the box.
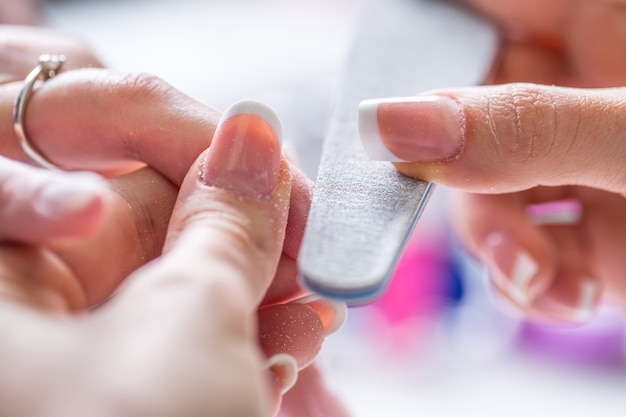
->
(532, 274), (602, 323)
(35, 172), (107, 216)
(0, 159), (110, 242)
(483, 232), (541, 306)
(265, 353), (298, 395)
(357, 96), (464, 163)
(257, 303), (324, 370)
(295, 295), (348, 336)
(33, 171), (109, 237)
(358, 99), (404, 161)
(203, 99), (283, 199)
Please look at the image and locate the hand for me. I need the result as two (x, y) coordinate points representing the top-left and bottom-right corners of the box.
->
(357, 1), (626, 323)
(0, 26), (345, 414)
(359, 84), (626, 321)
(0, 25), (315, 308)
(0, 100), (313, 416)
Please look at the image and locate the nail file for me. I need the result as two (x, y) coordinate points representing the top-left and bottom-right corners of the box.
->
(298, 0), (497, 303)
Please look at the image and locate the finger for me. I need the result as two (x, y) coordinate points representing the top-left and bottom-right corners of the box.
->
(452, 192), (558, 308)
(2, 67), (311, 261)
(0, 244), (85, 312)
(115, 98), (288, 326)
(531, 269), (601, 322)
(54, 166), (307, 308)
(106, 99), (289, 414)
(358, 85), (626, 195)
(50, 166), (178, 305)
(258, 297), (347, 368)
(160, 100), (288, 299)
(0, 155), (108, 243)
(491, 266), (602, 323)
(454, 186), (609, 321)
(0, 25), (103, 83)
(261, 255), (307, 306)
(0, 69), (218, 181)
(258, 304), (324, 370)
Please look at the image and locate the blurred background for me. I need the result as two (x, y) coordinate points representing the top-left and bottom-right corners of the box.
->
(5, 0), (626, 415)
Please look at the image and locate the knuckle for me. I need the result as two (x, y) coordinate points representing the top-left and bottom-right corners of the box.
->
(115, 71), (171, 103)
(485, 84), (562, 164)
(104, 71), (174, 159)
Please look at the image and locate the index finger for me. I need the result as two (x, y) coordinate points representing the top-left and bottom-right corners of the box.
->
(0, 69), (219, 184)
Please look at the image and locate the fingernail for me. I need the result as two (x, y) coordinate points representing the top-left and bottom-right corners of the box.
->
(203, 99), (282, 199)
(573, 280), (600, 322)
(34, 172), (107, 219)
(358, 95), (465, 162)
(295, 296), (348, 336)
(526, 199), (583, 225)
(483, 233), (540, 306)
(265, 353), (298, 395)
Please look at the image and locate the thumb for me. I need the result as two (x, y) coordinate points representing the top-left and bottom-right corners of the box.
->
(146, 99), (289, 306)
(93, 100), (294, 416)
(358, 84), (626, 194)
(112, 99), (289, 326)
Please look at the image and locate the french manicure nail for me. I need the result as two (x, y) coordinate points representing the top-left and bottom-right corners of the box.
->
(526, 199), (583, 225)
(34, 172), (106, 219)
(203, 99), (282, 199)
(358, 95), (465, 162)
(265, 353), (298, 395)
(484, 233), (539, 306)
(573, 280), (600, 322)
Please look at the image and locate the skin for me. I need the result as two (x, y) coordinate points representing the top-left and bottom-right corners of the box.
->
(394, 0), (626, 320)
(0, 0), (41, 25)
(0, 26), (347, 416)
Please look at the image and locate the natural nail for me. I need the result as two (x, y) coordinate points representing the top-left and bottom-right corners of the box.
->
(358, 95), (464, 162)
(203, 99), (282, 199)
(295, 295), (348, 336)
(484, 233), (540, 306)
(34, 172), (106, 219)
(266, 353), (298, 395)
(573, 279), (600, 322)
(526, 199), (583, 225)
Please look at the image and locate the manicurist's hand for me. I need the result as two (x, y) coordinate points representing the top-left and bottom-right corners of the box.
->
(359, 85), (626, 322)
(357, 0), (626, 322)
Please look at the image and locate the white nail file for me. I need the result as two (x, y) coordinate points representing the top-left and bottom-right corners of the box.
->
(298, 0), (497, 303)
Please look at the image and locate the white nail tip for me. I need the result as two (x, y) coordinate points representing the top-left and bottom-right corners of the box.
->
(220, 99), (283, 147)
(526, 199), (583, 226)
(325, 301), (348, 336)
(265, 353), (298, 395)
(357, 99), (406, 162)
(509, 249), (539, 306)
(574, 280), (599, 321)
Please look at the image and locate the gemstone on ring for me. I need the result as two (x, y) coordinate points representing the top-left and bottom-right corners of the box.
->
(12, 54), (67, 170)
(39, 54), (66, 80)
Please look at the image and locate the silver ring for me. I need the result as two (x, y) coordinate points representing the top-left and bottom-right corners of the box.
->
(13, 54), (66, 171)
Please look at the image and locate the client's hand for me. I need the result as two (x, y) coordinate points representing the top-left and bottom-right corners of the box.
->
(0, 100), (330, 416)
